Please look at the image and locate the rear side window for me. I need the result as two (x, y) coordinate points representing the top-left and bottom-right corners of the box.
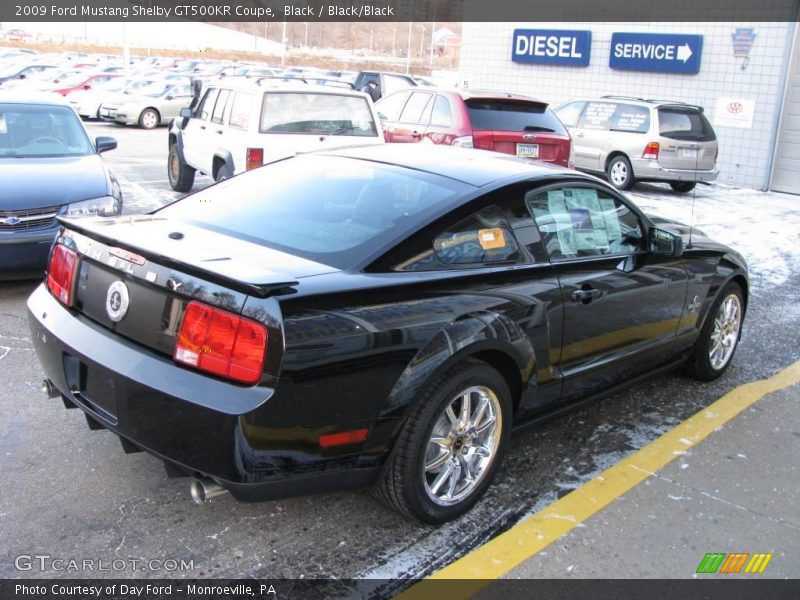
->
(228, 92), (252, 130)
(609, 104), (650, 133)
(383, 74), (414, 96)
(157, 155), (468, 269)
(465, 99), (567, 135)
(430, 95), (453, 127)
(658, 108), (716, 141)
(260, 92), (378, 136)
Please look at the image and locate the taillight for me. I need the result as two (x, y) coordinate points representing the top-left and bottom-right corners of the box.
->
(451, 135), (473, 148)
(174, 301), (267, 385)
(246, 147), (263, 171)
(47, 243), (79, 307)
(643, 142), (660, 160)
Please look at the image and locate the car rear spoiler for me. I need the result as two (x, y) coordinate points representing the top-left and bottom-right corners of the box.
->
(57, 217), (299, 299)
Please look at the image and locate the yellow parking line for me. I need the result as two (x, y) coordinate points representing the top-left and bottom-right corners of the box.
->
(397, 359), (800, 599)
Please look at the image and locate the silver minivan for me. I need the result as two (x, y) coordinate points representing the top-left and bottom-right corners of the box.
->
(556, 96), (718, 193)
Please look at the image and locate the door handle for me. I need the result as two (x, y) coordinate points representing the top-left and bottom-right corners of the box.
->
(575, 132), (584, 138)
(215, 130), (223, 135)
(411, 131), (422, 138)
(570, 288), (601, 303)
(200, 125), (206, 130)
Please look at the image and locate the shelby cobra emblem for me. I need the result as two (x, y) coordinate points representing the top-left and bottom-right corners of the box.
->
(105, 281), (130, 322)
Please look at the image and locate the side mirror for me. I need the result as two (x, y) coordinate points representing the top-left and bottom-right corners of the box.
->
(180, 107), (192, 118)
(165, 95), (174, 100)
(83, 84), (91, 89)
(19, 74), (26, 79)
(649, 227), (683, 257)
(95, 136), (117, 154)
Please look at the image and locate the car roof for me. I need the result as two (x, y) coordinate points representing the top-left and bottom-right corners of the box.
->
(0, 92), (72, 107)
(206, 78), (369, 97)
(321, 144), (574, 187)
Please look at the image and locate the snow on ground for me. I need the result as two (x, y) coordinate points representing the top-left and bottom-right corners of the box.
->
(629, 183), (800, 294)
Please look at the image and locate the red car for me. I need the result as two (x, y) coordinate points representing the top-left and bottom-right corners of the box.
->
(51, 73), (120, 97)
(376, 88), (573, 167)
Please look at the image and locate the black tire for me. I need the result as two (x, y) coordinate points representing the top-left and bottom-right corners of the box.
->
(168, 144), (195, 192)
(215, 163), (233, 183)
(372, 359), (512, 524)
(670, 181), (697, 194)
(138, 108), (160, 129)
(606, 155), (635, 190)
(687, 282), (744, 381)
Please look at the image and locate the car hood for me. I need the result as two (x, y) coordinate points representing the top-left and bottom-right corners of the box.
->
(0, 155), (110, 210)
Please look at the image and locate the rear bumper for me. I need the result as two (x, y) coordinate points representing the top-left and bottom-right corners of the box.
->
(27, 284), (379, 500)
(631, 158), (719, 183)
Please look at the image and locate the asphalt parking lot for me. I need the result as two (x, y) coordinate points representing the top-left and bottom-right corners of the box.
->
(1, 122), (799, 592)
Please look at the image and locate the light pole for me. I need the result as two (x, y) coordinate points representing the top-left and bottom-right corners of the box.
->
(304, 22), (308, 48)
(418, 24), (425, 58)
(281, 20), (287, 66)
(392, 27), (397, 55)
(405, 22), (412, 74)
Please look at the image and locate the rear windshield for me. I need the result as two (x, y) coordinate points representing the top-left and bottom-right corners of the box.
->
(156, 155), (469, 269)
(658, 108), (716, 141)
(466, 99), (567, 135)
(260, 92), (378, 137)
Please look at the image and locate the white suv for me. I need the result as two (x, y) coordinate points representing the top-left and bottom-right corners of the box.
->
(168, 79), (384, 192)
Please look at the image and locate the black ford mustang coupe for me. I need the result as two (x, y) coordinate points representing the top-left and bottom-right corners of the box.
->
(28, 145), (747, 523)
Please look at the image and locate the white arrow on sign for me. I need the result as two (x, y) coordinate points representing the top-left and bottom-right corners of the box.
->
(677, 44), (693, 63)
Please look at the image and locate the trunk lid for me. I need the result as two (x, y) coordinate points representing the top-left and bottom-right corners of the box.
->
(56, 216), (333, 362)
(465, 98), (571, 166)
(655, 106), (717, 170)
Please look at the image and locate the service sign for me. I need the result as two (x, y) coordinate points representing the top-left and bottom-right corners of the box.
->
(512, 29), (592, 66)
(610, 32), (703, 74)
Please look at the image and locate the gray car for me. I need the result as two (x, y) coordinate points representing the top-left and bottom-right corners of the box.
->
(556, 96), (719, 193)
(99, 81), (193, 129)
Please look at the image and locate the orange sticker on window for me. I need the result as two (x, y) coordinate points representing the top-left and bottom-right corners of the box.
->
(478, 228), (506, 250)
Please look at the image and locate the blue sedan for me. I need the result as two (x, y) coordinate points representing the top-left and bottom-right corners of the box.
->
(0, 94), (122, 278)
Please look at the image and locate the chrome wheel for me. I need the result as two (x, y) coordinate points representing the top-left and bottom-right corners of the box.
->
(610, 161), (628, 186)
(423, 385), (502, 506)
(709, 293), (742, 371)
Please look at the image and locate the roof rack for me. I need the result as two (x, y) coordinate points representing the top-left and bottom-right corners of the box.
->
(646, 99), (705, 112)
(255, 75), (308, 86)
(601, 95), (646, 101)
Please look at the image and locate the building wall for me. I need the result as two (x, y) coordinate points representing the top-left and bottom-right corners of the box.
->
(459, 22), (795, 190)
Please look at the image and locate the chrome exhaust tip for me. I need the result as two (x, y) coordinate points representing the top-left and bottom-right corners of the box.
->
(190, 477), (229, 504)
(41, 379), (58, 399)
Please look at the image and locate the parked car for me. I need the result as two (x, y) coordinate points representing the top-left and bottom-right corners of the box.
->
(100, 80), (194, 129)
(0, 93), (121, 277)
(68, 76), (160, 119)
(29, 144), (747, 522)
(376, 88), (573, 167)
(51, 72), (121, 97)
(167, 80), (384, 191)
(352, 70), (417, 100)
(555, 96), (719, 192)
(0, 64), (57, 86)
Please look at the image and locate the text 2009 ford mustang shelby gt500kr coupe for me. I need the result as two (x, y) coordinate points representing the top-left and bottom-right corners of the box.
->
(28, 144), (747, 523)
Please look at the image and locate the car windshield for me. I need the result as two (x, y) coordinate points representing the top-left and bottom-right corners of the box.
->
(0, 103), (94, 157)
(157, 155), (469, 268)
(465, 99), (568, 135)
(54, 72), (90, 87)
(260, 92), (378, 136)
(135, 82), (170, 97)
